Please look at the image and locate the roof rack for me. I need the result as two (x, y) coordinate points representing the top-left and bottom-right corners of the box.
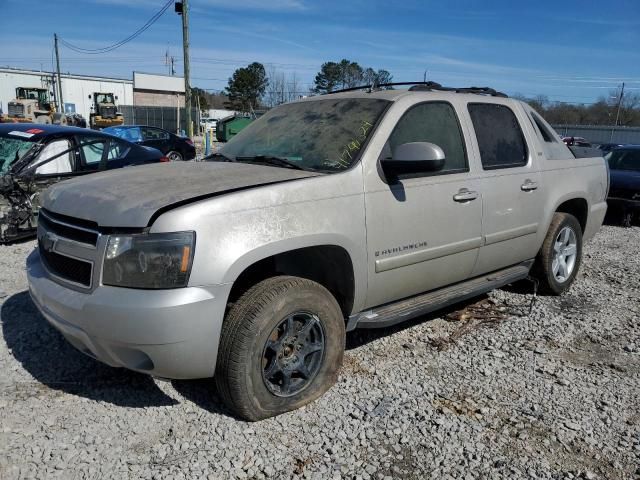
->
(326, 81), (508, 98)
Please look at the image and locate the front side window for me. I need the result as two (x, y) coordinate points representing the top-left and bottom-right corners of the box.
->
(0, 135), (35, 174)
(468, 103), (528, 170)
(388, 102), (468, 174)
(217, 98), (390, 172)
(34, 139), (73, 175)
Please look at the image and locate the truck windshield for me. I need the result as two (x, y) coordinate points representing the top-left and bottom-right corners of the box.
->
(0, 135), (36, 174)
(217, 98), (390, 172)
(606, 149), (640, 172)
(96, 94), (114, 104)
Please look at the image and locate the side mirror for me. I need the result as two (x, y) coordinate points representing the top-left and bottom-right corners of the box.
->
(88, 94), (92, 99)
(115, 95), (118, 100)
(381, 142), (446, 177)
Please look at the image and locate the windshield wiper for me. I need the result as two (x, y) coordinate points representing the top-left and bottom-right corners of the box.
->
(235, 155), (306, 171)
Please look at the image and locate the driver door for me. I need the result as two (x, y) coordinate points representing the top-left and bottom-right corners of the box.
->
(363, 101), (483, 307)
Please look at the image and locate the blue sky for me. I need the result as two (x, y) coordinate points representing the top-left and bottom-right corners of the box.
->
(1, 0), (639, 103)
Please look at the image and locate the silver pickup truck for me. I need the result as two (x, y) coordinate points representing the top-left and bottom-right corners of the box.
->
(27, 85), (608, 420)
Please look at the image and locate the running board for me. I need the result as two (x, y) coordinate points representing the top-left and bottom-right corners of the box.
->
(347, 260), (533, 331)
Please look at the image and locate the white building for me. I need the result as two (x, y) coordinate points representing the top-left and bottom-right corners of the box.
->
(0, 67), (185, 122)
(0, 67), (133, 122)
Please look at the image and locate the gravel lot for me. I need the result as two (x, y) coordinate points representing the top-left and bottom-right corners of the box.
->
(1, 225), (639, 480)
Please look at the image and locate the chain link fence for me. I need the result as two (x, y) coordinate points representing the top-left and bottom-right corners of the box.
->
(119, 105), (200, 135)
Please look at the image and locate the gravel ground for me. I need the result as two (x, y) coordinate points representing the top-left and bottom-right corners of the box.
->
(1, 225), (639, 480)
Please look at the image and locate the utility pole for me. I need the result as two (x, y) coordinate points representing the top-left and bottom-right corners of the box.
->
(54, 33), (64, 113)
(176, 0), (192, 138)
(610, 82), (625, 142)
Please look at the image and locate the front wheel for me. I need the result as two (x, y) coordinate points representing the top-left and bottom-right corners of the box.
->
(215, 276), (345, 421)
(166, 150), (183, 162)
(533, 212), (583, 295)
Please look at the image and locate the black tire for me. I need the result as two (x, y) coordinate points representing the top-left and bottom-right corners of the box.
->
(215, 276), (345, 421)
(533, 212), (583, 295)
(167, 150), (183, 162)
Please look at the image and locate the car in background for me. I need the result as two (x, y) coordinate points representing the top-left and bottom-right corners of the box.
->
(562, 136), (592, 147)
(200, 118), (217, 132)
(605, 145), (640, 227)
(0, 123), (167, 242)
(103, 125), (196, 162)
(598, 142), (624, 154)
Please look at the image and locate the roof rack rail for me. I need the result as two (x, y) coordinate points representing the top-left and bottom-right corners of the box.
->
(326, 81), (508, 98)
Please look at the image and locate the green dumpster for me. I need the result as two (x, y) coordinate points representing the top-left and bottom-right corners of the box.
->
(216, 115), (253, 142)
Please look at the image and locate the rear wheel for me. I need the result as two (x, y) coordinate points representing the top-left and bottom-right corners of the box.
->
(166, 150), (183, 162)
(533, 212), (583, 295)
(215, 276), (345, 421)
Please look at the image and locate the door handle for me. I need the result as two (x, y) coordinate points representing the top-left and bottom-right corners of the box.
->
(521, 179), (538, 192)
(453, 188), (479, 202)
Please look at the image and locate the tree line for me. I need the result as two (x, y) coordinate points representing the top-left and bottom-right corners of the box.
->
(197, 61), (640, 127)
(515, 88), (640, 127)
(215, 59), (392, 112)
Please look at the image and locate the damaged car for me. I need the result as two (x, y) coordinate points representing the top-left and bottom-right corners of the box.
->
(0, 124), (168, 243)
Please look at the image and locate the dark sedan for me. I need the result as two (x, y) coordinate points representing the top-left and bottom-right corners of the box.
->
(606, 145), (640, 227)
(103, 125), (196, 161)
(0, 123), (167, 242)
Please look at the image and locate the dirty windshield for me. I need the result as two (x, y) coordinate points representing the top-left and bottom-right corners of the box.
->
(0, 135), (35, 175)
(218, 98), (389, 172)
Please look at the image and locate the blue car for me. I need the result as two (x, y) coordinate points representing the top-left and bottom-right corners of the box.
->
(606, 145), (640, 227)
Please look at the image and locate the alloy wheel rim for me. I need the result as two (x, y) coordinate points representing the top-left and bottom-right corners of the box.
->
(261, 312), (325, 397)
(552, 226), (577, 283)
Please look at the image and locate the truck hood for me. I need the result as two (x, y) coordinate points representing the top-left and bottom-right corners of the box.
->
(41, 161), (320, 228)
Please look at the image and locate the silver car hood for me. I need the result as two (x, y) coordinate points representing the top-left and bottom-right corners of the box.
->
(41, 161), (320, 227)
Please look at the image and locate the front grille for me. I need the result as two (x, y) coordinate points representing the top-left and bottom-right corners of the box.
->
(100, 106), (116, 119)
(39, 210), (99, 246)
(8, 102), (24, 117)
(39, 244), (92, 287)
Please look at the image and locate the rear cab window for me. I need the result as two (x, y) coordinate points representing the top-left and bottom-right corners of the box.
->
(468, 103), (528, 170)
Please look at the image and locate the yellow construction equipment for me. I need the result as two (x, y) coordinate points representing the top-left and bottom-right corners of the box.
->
(89, 92), (124, 129)
(1, 87), (67, 125)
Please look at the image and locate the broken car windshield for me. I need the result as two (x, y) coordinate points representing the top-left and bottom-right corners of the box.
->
(217, 98), (389, 172)
(0, 135), (36, 175)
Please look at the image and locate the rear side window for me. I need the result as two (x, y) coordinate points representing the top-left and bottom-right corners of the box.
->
(389, 102), (467, 174)
(80, 136), (107, 165)
(468, 103), (528, 169)
(530, 112), (556, 143)
(107, 139), (131, 160)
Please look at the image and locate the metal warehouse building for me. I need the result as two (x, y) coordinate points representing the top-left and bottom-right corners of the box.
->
(0, 67), (184, 123)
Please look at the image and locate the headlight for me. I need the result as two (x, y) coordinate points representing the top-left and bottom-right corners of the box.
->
(103, 232), (195, 289)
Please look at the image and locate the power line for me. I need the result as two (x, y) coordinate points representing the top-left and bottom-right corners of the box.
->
(58, 0), (173, 54)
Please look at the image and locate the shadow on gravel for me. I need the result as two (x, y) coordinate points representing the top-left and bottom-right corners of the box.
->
(171, 379), (236, 418)
(1, 291), (178, 408)
(603, 207), (640, 227)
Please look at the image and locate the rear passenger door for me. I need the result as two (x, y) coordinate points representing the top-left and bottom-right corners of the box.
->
(141, 127), (171, 154)
(466, 102), (544, 275)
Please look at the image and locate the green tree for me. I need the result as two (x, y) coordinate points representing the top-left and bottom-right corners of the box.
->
(363, 68), (393, 88)
(191, 87), (210, 111)
(314, 60), (393, 93)
(313, 61), (342, 94)
(225, 62), (268, 111)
